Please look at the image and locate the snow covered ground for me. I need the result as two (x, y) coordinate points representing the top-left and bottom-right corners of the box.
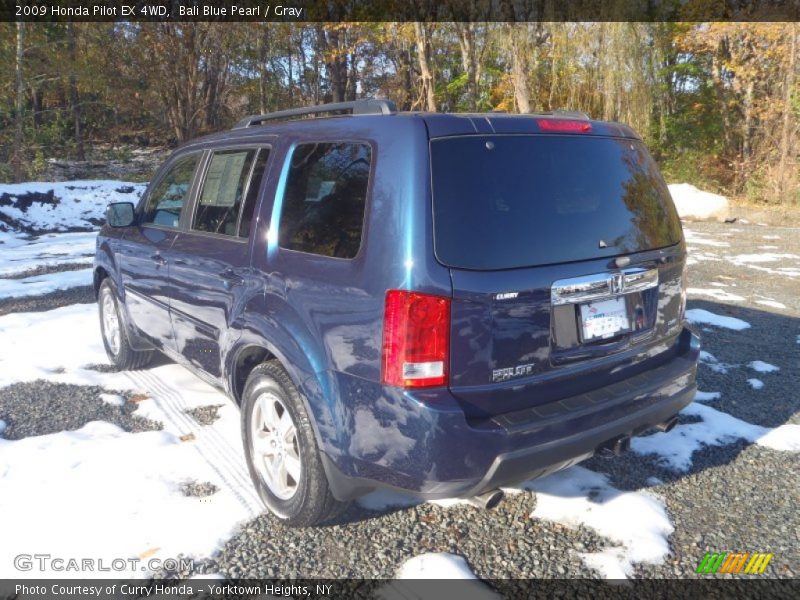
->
(0, 180), (145, 233)
(0, 304), (262, 578)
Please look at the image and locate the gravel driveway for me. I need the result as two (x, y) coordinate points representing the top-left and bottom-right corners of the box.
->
(1, 219), (798, 581)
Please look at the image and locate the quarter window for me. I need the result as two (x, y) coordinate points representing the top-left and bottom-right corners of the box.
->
(142, 153), (200, 229)
(278, 142), (371, 259)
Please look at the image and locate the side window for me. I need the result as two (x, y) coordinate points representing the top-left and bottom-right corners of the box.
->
(142, 153), (200, 228)
(278, 142), (371, 259)
(193, 149), (254, 236)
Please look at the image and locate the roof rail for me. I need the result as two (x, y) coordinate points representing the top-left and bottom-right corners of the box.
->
(532, 109), (592, 120)
(233, 98), (397, 129)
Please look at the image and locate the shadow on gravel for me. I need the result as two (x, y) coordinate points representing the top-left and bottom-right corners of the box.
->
(0, 286), (94, 316)
(0, 380), (163, 439)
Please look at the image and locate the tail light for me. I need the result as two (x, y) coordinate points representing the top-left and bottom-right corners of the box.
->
(382, 290), (450, 388)
(537, 119), (592, 133)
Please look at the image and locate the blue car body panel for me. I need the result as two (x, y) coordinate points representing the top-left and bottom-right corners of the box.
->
(94, 112), (699, 500)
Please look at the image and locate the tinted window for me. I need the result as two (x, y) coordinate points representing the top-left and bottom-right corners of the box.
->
(193, 149), (257, 236)
(278, 142), (371, 259)
(431, 136), (682, 270)
(238, 149), (270, 239)
(142, 153), (199, 228)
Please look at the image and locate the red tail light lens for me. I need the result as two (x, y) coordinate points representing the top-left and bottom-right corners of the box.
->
(382, 290), (450, 388)
(537, 119), (592, 133)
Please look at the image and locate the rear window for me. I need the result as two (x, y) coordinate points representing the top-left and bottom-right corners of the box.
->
(430, 135), (682, 270)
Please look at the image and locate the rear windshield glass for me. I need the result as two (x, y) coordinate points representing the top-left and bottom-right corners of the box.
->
(430, 135), (682, 270)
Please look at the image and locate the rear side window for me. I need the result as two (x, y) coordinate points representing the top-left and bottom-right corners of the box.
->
(430, 136), (682, 270)
(193, 148), (269, 238)
(142, 153), (200, 229)
(278, 142), (371, 259)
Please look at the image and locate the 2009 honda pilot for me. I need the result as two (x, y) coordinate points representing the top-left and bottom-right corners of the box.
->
(95, 99), (700, 526)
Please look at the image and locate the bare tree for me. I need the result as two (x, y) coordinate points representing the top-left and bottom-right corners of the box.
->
(67, 23), (85, 161)
(779, 23), (797, 202)
(413, 22), (436, 111)
(12, 22), (25, 182)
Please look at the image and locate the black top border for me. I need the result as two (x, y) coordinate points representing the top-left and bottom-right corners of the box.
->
(3, 0), (800, 23)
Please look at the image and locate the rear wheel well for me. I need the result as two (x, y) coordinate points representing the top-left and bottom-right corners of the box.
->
(93, 267), (109, 298)
(232, 346), (273, 404)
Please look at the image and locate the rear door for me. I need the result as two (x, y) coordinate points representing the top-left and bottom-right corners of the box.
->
(118, 152), (202, 351)
(430, 133), (685, 418)
(168, 146), (271, 380)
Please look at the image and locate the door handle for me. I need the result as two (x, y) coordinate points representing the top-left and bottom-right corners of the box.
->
(150, 252), (167, 265)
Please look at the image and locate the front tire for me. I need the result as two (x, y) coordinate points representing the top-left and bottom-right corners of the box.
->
(242, 360), (344, 526)
(98, 279), (153, 370)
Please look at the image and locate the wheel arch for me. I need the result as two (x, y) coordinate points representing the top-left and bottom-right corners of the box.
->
(226, 333), (342, 462)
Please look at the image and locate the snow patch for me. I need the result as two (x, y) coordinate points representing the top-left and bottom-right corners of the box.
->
(0, 231), (97, 277)
(695, 390), (721, 402)
(748, 360), (779, 373)
(0, 268), (92, 300)
(755, 299), (786, 310)
(0, 180), (145, 233)
(668, 184), (729, 221)
(396, 553), (479, 579)
(632, 402), (800, 472)
(747, 379), (764, 390)
(99, 393), (126, 407)
(683, 228), (729, 247)
(687, 288), (744, 303)
(519, 467), (673, 579)
(685, 308), (750, 331)
(729, 253), (800, 264)
(0, 421), (253, 578)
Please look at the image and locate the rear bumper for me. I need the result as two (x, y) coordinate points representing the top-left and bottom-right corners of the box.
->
(322, 327), (700, 501)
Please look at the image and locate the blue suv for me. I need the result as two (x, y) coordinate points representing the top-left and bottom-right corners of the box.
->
(95, 99), (700, 526)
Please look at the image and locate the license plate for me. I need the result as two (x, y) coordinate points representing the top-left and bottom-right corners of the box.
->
(580, 297), (630, 341)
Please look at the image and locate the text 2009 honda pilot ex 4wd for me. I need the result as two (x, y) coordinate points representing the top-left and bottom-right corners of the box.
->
(95, 99), (700, 526)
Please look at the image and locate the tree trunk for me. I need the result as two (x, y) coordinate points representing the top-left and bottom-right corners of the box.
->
(13, 22), (25, 182)
(257, 26), (269, 114)
(741, 79), (754, 159)
(507, 24), (531, 113)
(456, 23), (479, 110)
(779, 23), (798, 203)
(67, 23), (85, 161)
(711, 54), (734, 153)
(31, 86), (43, 130)
(413, 22), (436, 111)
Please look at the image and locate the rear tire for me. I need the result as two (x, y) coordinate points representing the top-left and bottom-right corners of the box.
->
(98, 278), (153, 370)
(242, 360), (345, 526)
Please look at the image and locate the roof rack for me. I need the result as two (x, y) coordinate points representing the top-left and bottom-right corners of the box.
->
(233, 98), (397, 129)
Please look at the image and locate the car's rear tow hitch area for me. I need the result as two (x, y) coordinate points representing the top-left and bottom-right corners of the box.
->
(598, 434), (632, 457)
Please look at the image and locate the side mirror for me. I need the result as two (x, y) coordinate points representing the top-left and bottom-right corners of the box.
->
(106, 202), (136, 228)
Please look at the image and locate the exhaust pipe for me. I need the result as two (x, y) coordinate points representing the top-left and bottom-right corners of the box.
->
(656, 416), (679, 433)
(598, 434), (632, 457)
(465, 488), (504, 510)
